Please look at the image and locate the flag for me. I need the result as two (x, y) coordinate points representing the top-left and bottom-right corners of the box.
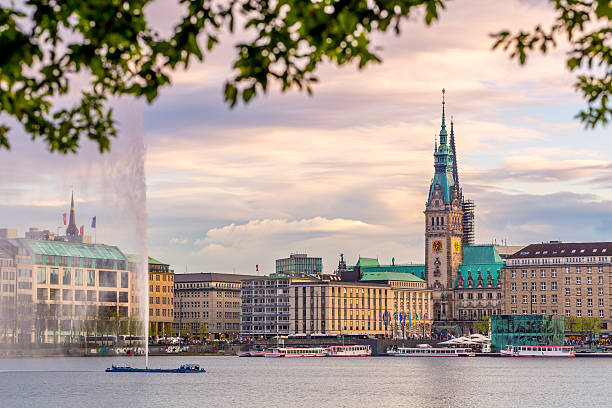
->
(62, 213), (66, 225)
(80, 225), (84, 235)
(256, 264), (258, 272)
(91, 216), (96, 228)
(408, 312), (411, 328)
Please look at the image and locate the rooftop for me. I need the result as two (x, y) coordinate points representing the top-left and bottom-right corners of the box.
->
(462, 245), (502, 264)
(360, 271), (425, 283)
(174, 272), (261, 283)
(19, 238), (127, 261)
(148, 256), (168, 266)
(354, 257), (380, 267)
(508, 242), (612, 259)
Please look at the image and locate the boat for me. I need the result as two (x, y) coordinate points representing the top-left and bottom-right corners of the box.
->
(236, 351), (251, 357)
(387, 345), (475, 357)
(249, 350), (266, 357)
(326, 345), (372, 357)
(500, 344), (575, 358)
(264, 347), (327, 357)
(106, 363), (206, 373)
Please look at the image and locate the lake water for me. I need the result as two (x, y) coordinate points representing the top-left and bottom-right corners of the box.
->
(1, 356), (611, 407)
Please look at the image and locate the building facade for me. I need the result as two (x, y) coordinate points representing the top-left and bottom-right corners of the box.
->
(276, 253), (322, 276)
(291, 273), (432, 337)
(454, 245), (504, 323)
(148, 257), (174, 335)
(501, 242), (612, 334)
(240, 274), (293, 339)
(0, 237), (136, 344)
(174, 273), (258, 339)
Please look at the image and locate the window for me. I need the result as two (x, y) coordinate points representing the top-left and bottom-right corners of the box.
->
(565, 267), (570, 274)
(37, 288), (48, 300)
(62, 268), (71, 285)
(599, 288), (604, 296)
(511, 295), (517, 304)
(566, 288), (571, 296)
(87, 270), (95, 286)
(522, 282), (528, 291)
(588, 299), (593, 307)
(551, 269), (557, 277)
(541, 282), (546, 291)
(531, 282), (537, 291)
(511, 270), (516, 278)
(74, 269), (83, 285)
(576, 299), (582, 307)
(99, 270), (117, 287)
(577, 288), (581, 296)
(19, 282), (32, 290)
(511, 283), (516, 291)
(522, 295), (528, 304)
(551, 281), (557, 290)
(37, 267), (46, 284)
(576, 277), (581, 285)
(531, 270), (537, 278)
(587, 276), (592, 285)
(566, 310), (571, 316)
(587, 267), (592, 274)
(565, 299), (571, 307)
(541, 295), (546, 304)
(577, 310), (582, 317)
(50, 268), (59, 284)
(552, 294), (557, 304)
(576, 267), (581, 274)
(522, 270), (527, 278)
(600, 310), (604, 318)
(565, 277), (571, 285)
(540, 269), (546, 278)
(121, 272), (129, 288)
(599, 276), (604, 284)
(531, 295), (537, 304)
(588, 288), (592, 296)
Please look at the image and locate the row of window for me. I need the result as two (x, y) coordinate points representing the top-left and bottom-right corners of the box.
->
(511, 309), (606, 318)
(511, 267), (605, 278)
(511, 280), (605, 292)
(510, 294), (604, 306)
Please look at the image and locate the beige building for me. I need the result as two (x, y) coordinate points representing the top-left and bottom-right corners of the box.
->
(501, 241), (612, 333)
(148, 257), (174, 335)
(291, 273), (433, 337)
(174, 273), (258, 339)
(0, 237), (137, 344)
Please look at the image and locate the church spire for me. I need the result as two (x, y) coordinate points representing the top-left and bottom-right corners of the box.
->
(450, 116), (460, 198)
(439, 88), (448, 144)
(66, 190), (79, 237)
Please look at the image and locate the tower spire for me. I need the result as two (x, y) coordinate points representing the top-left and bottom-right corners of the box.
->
(439, 88), (447, 143)
(450, 116), (460, 198)
(66, 189), (79, 237)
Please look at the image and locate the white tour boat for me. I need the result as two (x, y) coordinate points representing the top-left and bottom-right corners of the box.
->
(500, 344), (575, 358)
(387, 345), (475, 357)
(264, 347), (327, 358)
(326, 345), (372, 357)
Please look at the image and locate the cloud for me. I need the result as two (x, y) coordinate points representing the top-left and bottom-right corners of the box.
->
(170, 237), (189, 244)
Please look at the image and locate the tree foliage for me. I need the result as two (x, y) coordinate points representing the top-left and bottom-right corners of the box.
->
(491, 0), (611, 128)
(473, 315), (490, 334)
(0, 1), (609, 154)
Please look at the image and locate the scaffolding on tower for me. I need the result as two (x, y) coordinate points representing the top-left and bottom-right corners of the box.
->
(462, 199), (475, 246)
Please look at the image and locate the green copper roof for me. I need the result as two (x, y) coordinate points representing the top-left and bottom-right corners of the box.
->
(359, 264), (425, 280)
(462, 245), (502, 264)
(455, 245), (503, 289)
(148, 256), (168, 266)
(455, 263), (502, 289)
(360, 271), (425, 283)
(355, 257), (380, 267)
(20, 239), (127, 261)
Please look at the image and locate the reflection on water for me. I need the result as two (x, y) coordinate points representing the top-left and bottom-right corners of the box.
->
(0, 356), (611, 408)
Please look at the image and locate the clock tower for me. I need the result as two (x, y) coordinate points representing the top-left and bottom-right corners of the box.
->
(425, 89), (463, 322)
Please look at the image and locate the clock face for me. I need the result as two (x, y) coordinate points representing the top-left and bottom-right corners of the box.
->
(432, 240), (442, 252)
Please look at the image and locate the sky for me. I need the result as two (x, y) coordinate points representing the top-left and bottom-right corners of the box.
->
(0, 0), (610, 276)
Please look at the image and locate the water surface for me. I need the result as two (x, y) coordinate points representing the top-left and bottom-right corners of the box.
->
(1, 356), (610, 407)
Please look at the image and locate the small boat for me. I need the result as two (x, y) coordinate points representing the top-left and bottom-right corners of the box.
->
(387, 345), (475, 357)
(249, 350), (266, 357)
(326, 345), (372, 357)
(500, 344), (575, 358)
(106, 364), (206, 373)
(236, 351), (251, 357)
(264, 347), (327, 358)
